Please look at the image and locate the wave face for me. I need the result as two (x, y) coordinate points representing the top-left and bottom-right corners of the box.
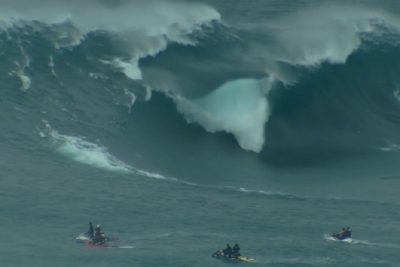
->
(2, 0), (400, 169)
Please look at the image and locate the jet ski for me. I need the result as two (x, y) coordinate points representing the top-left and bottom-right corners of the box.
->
(329, 229), (353, 242)
(76, 233), (118, 243)
(84, 242), (134, 249)
(212, 250), (257, 263)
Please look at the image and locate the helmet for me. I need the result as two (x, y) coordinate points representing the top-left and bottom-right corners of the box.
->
(96, 225), (100, 228)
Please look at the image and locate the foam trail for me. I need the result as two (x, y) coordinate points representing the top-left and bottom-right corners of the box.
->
(324, 234), (400, 249)
(236, 187), (289, 196)
(47, 129), (132, 173)
(379, 141), (400, 152)
(39, 121), (167, 179)
(175, 78), (269, 153)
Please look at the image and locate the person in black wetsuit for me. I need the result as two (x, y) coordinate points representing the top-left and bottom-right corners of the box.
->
(232, 244), (241, 258)
(86, 222), (94, 237)
(343, 227), (351, 238)
(223, 244), (232, 257)
(93, 225), (106, 244)
(339, 228), (347, 237)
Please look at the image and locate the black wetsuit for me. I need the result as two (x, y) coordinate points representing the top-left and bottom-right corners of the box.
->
(87, 223), (94, 237)
(223, 245), (232, 257)
(94, 228), (105, 244)
(232, 246), (241, 257)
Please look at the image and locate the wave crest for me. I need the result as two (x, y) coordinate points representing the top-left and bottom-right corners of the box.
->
(174, 78), (270, 152)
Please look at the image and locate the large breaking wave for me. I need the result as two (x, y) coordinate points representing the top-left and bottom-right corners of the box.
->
(2, 0), (400, 168)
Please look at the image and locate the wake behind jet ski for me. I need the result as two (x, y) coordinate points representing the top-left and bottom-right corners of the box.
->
(212, 244), (257, 262)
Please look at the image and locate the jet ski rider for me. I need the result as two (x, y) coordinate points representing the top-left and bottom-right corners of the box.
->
(223, 244), (232, 257)
(86, 222), (94, 237)
(339, 227), (350, 238)
(93, 225), (106, 244)
(232, 244), (241, 258)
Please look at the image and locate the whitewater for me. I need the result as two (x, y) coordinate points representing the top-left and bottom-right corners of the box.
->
(1, 0), (400, 266)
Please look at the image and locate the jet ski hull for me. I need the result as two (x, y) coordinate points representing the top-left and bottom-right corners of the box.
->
(85, 242), (117, 248)
(328, 236), (353, 243)
(329, 232), (353, 243)
(76, 233), (118, 243)
(212, 250), (257, 262)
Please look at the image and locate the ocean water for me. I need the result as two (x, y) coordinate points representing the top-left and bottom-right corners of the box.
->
(2, 0), (400, 266)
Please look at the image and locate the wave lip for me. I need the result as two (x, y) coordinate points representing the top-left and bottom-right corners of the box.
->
(264, 5), (397, 67)
(0, 0), (221, 81)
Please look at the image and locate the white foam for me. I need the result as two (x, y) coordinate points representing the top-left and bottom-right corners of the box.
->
(117, 246), (135, 249)
(9, 58), (31, 91)
(378, 142), (400, 152)
(115, 89), (137, 114)
(0, 0), (219, 29)
(48, 56), (54, 67)
(174, 78), (270, 153)
(0, 0), (220, 57)
(40, 121), (167, 179)
(89, 72), (108, 81)
(49, 130), (132, 173)
(263, 5), (400, 66)
(237, 187), (289, 196)
(48, 56), (56, 76)
(18, 73), (31, 90)
(144, 85), (152, 102)
(100, 58), (142, 80)
(324, 234), (400, 248)
(394, 89), (400, 103)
